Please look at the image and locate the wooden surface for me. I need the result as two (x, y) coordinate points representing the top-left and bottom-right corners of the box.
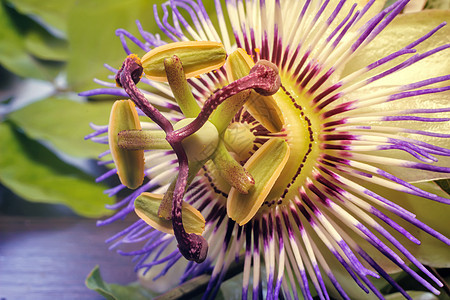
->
(0, 216), (139, 300)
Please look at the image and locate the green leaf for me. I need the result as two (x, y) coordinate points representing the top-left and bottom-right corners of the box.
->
(6, 0), (76, 35)
(9, 97), (112, 158)
(218, 272), (245, 300)
(66, 0), (166, 92)
(86, 266), (156, 300)
(0, 2), (63, 80)
(342, 10), (450, 87)
(0, 122), (113, 217)
(25, 26), (68, 61)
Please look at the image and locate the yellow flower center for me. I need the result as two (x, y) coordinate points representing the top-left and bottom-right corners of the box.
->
(208, 75), (322, 221)
(262, 77), (322, 208)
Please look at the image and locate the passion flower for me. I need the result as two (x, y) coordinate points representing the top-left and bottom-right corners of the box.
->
(82, 0), (450, 299)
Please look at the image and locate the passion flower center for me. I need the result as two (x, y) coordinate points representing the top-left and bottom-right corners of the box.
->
(260, 78), (322, 207)
(173, 118), (219, 161)
(115, 52), (282, 262)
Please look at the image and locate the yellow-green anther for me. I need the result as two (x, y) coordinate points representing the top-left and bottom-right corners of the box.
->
(227, 138), (290, 226)
(159, 180), (175, 220)
(108, 100), (145, 190)
(118, 129), (171, 150)
(173, 118), (219, 162)
(135, 192), (205, 235)
(141, 41), (227, 82)
(164, 55), (201, 118)
(226, 48), (284, 133)
(245, 92), (284, 133)
(159, 161), (204, 220)
(211, 140), (254, 194)
(225, 48), (255, 80)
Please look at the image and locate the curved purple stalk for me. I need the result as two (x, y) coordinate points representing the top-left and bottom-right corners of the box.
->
(167, 60), (281, 143)
(116, 55), (207, 262)
(116, 55), (174, 133)
(170, 141), (209, 262)
(115, 54), (281, 263)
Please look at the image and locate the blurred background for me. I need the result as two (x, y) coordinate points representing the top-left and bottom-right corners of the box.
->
(0, 0), (449, 299)
(0, 0), (173, 298)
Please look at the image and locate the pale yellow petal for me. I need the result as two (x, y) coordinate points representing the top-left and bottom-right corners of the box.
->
(342, 85), (450, 182)
(343, 10), (450, 87)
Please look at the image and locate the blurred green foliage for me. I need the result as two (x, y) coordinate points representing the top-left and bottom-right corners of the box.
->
(0, 0), (170, 217)
(0, 122), (113, 217)
(0, 0), (449, 298)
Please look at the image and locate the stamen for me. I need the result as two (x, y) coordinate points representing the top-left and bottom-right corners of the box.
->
(115, 55), (173, 133)
(159, 161), (203, 220)
(227, 138), (290, 225)
(116, 55), (207, 262)
(115, 52), (281, 263)
(82, 0), (450, 298)
(141, 41), (227, 82)
(211, 140), (255, 194)
(135, 192), (206, 235)
(108, 100), (145, 189)
(224, 48), (284, 133)
(169, 59), (281, 141)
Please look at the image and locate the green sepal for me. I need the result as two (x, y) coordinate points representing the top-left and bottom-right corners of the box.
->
(343, 10), (450, 87)
(385, 291), (438, 300)
(86, 266), (157, 300)
(435, 179), (450, 196)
